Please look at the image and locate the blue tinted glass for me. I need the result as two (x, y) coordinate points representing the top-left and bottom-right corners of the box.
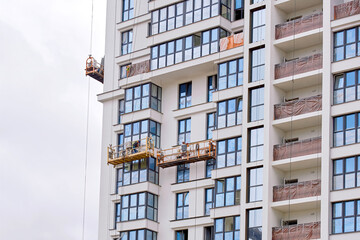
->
(226, 177), (235, 191)
(125, 124), (132, 136)
(335, 117), (344, 131)
(218, 141), (226, 154)
(229, 60), (237, 74)
(215, 218), (224, 232)
(228, 139), (235, 152)
(334, 159), (343, 174)
(141, 120), (148, 133)
(235, 0), (242, 9)
(203, 31), (210, 44)
(186, 119), (191, 131)
(346, 71), (356, 86)
(345, 201), (355, 216)
(228, 99), (236, 113)
(346, 157), (355, 172)
(180, 84), (187, 96)
(133, 122), (139, 134)
(212, 29), (219, 41)
(335, 31), (344, 46)
(152, 46), (158, 58)
(219, 63), (227, 77)
(219, 101), (226, 115)
(346, 28), (356, 43)
(176, 39), (183, 51)
(185, 36), (192, 48)
(346, 114), (355, 129)
(238, 58), (243, 71)
(237, 137), (242, 150)
(168, 41), (174, 54)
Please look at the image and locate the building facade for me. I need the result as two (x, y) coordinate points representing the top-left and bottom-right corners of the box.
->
(96, 0), (360, 239)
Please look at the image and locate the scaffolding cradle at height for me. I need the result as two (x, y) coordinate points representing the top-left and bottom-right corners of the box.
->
(107, 137), (157, 166)
(85, 55), (104, 83)
(156, 140), (216, 168)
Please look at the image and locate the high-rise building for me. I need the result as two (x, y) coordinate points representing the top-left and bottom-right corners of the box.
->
(95, 0), (360, 239)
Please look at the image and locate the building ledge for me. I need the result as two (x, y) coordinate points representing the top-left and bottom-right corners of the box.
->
(272, 153), (322, 171)
(272, 111), (322, 131)
(271, 196), (321, 213)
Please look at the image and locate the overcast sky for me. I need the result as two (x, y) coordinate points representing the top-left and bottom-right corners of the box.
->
(0, 0), (106, 239)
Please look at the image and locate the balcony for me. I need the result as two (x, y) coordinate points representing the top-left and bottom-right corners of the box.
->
(273, 179), (321, 202)
(274, 95), (322, 120)
(275, 13), (323, 40)
(125, 60), (150, 78)
(156, 140), (216, 168)
(334, 0), (360, 20)
(107, 137), (157, 166)
(272, 222), (320, 240)
(275, 54), (322, 80)
(219, 33), (244, 52)
(274, 137), (321, 161)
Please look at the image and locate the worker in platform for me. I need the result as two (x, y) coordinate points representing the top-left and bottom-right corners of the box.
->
(132, 140), (140, 154)
(181, 141), (188, 158)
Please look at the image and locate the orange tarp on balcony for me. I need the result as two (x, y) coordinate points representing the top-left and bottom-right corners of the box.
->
(273, 137), (321, 161)
(274, 54), (322, 79)
(275, 13), (323, 40)
(274, 95), (322, 120)
(334, 0), (360, 20)
(272, 222), (320, 240)
(220, 32), (244, 51)
(273, 179), (321, 202)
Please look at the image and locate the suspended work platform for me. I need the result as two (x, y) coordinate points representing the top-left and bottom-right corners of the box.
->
(108, 137), (157, 166)
(156, 140), (216, 168)
(85, 56), (104, 83)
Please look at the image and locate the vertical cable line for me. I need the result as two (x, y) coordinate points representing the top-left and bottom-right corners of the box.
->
(82, 0), (94, 240)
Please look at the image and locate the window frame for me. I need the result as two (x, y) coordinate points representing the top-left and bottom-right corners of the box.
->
(119, 229), (157, 240)
(217, 98), (243, 129)
(333, 69), (360, 105)
(247, 208), (263, 240)
(248, 127), (264, 162)
(121, 30), (133, 55)
(334, 27), (360, 62)
(175, 229), (188, 240)
(250, 47), (265, 82)
(214, 216), (241, 240)
(120, 192), (158, 222)
(177, 163), (190, 183)
(333, 113), (360, 147)
(118, 99), (125, 124)
(249, 86), (265, 122)
(251, 8), (266, 43)
(205, 188), (214, 216)
(332, 200), (360, 234)
(333, 156), (360, 190)
(124, 83), (162, 114)
(248, 167), (263, 203)
(217, 137), (242, 168)
(179, 82), (192, 109)
(120, 157), (159, 186)
(207, 112), (217, 140)
(122, 0), (134, 22)
(178, 118), (191, 145)
(176, 192), (189, 220)
(218, 58), (244, 91)
(208, 75), (217, 102)
(124, 119), (161, 148)
(215, 176), (241, 208)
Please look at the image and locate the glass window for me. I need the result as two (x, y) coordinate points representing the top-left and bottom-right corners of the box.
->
(124, 83), (161, 113)
(332, 200), (360, 234)
(207, 112), (216, 140)
(179, 82), (192, 109)
(120, 192), (158, 222)
(121, 30), (133, 55)
(122, 0), (134, 22)
(119, 157), (159, 186)
(252, 0), (264, 4)
(217, 98), (243, 129)
(208, 75), (217, 102)
(235, 0), (244, 20)
(217, 137), (242, 168)
(116, 167), (123, 193)
(205, 188), (214, 215)
(124, 119), (161, 148)
(249, 127), (264, 162)
(248, 167), (263, 202)
(115, 202), (121, 225)
(252, 8), (266, 43)
(206, 159), (216, 178)
(215, 176), (241, 207)
(120, 64), (131, 79)
(150, 27), (229, 70)
(251, 48), (265, 82)
(178, 118), (191, 145)
(204, 226), (214, 240)
(334, 27), (360, 62)
(119, 229), (157, 240)
(118, 99), (125, 124)
(334, 70), (360, 104)
(176, 192), (189, 220)
(334, 113), (360, 147)
(215, 216), (240, 240)
(177, 163), (190, 183)
(250, 87), (264, 122)
(333, 156), (360, 190)
(247, 208), (262, 239)
(220, 0), (231, 20)
(176, 230), (188, 240)
(218, 58), (244, 90)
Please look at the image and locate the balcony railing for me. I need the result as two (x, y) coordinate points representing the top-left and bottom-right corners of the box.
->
(275, 13), (323, 40)
(123, 60), (150, 78)
(274, 95), (322, 120)
(107, 137), (157, 166)
(272, 222), (320, 240)
(85, 56), (104, 83)
(273, 137), (321, 161)
(273, 179), (321, 202)
(156, 140), (216, 168)
(334, 0), (360, 20)
(220, 32), (244, 51)
(274, 53), (322, 79)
